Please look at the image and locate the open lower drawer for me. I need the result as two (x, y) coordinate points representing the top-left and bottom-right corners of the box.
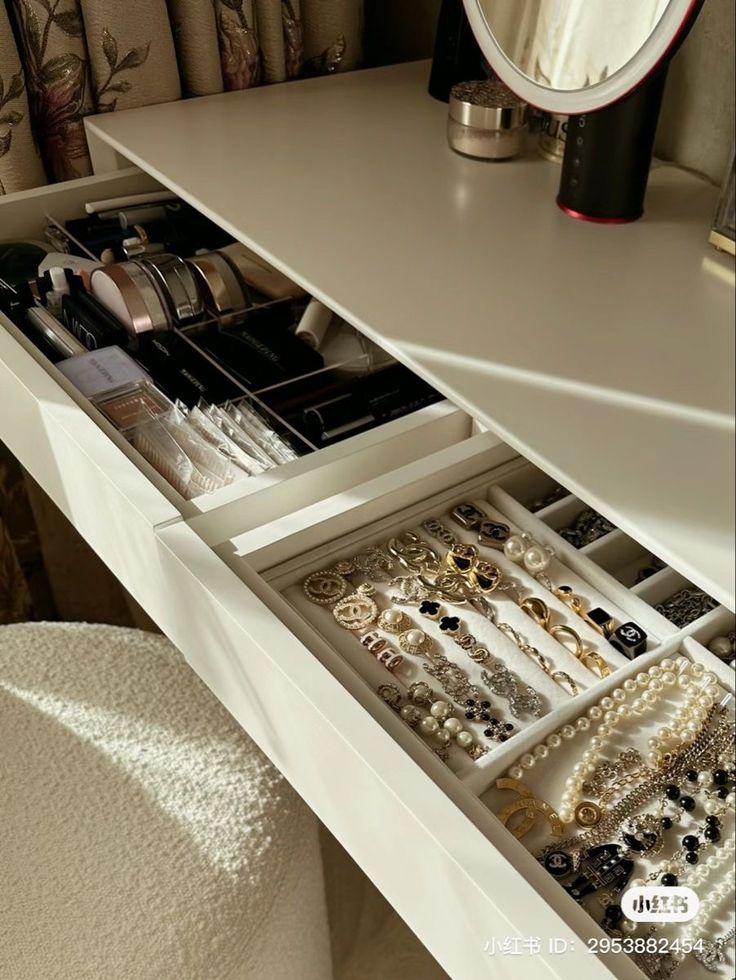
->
(153, 433), (734, 980)
(0, 168), (472, 558)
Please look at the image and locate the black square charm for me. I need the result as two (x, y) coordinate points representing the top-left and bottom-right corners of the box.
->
(610, 622), (648, 658)
(584, 607), (615, 638)
(563, 845), (633, 899)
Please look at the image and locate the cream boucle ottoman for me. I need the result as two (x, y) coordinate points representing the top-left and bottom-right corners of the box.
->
(0, 623), (332, 980)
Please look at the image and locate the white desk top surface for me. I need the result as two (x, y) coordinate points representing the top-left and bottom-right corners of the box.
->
(87, 61), (736, 608)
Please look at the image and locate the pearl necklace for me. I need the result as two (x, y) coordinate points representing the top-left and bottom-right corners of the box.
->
(634, 836), (736, 975)
(505, 657), (721, 827)
(679, 848), (736, 967)
(540, 707), (734, 871)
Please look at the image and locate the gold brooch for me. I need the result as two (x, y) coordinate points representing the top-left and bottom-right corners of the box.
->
(495, 777), (564, 840)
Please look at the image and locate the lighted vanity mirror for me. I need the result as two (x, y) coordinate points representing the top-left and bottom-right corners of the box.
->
(462, 0), (704, 221)
(463, 0), (702, 112)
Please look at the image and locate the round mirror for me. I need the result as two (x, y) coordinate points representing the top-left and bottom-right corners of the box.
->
(463, 0), (701, 112)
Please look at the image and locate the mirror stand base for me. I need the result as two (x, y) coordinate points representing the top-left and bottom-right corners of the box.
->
(556, 68), (669, 224)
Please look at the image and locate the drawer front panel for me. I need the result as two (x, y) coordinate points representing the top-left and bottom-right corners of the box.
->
(0, 320), (179, 571)
(0, 167), (163, 241)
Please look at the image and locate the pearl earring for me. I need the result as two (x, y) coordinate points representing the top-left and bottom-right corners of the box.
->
(522, 540), (554, 575)
(503, 533), (528, 562)
(503, 532), (554, 575)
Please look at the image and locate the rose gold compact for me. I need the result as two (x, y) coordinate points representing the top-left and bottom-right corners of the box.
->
(186, 252), (248, 325)
(90, 261), (172, 337)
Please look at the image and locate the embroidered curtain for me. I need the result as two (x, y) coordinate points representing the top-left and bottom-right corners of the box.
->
(0, 0), (363, 194)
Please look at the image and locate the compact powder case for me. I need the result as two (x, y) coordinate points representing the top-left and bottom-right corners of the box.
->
(447, 80), (527, 161)
(218, 242), (306, 302)
(187, 252), (248, 324)
(139, 254), (204, 324)
(90, 261), (172, 336)
(26, 305), (86, 359)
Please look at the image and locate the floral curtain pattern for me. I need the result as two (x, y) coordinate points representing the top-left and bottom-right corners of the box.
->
(0, 0), (363, 195)
(0, 0), (47, 193)
(10, 0), (94, 181)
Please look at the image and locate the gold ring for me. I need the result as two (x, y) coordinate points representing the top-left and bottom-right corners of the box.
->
(519, 596), (551, 630)
(554, 585), (584, 614)
(579, 651), (611, 679)
(549, 623), (585, 659)
(551, 671), (580, 696)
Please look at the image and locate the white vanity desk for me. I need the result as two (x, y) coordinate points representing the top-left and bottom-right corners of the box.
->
(0, 60), (733, 980)
(85, 61), (735, 604)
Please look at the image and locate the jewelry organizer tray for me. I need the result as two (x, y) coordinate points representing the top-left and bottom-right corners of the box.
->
(493, 474), (734, 645)
(214, 452), (735, 980)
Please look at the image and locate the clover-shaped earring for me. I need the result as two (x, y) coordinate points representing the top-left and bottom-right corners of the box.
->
(439, 615), (461, 635)
(463, 699), (515, 741)
(419, 600), (442, 620)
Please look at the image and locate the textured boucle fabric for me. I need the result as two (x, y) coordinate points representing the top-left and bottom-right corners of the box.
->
(0, 623), (332, 980)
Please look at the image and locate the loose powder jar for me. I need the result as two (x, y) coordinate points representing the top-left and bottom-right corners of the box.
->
(448, 80), (527, 161)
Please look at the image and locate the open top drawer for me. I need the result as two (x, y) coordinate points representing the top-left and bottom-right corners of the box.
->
(0, 168), (474, 547)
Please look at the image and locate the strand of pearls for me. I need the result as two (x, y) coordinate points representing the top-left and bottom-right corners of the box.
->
(505, 657), (720, 826)
(635, 826), (736, 892)
(674, 862), (736, 964)
(681, 832), (735, 890)
(638, 834), (735, 964)
(647, 659), (722, 768)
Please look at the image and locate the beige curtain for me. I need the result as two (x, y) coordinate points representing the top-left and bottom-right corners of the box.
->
(0, 2), (47, 195)
(79, 0), (182, 111)
(168, 0), (223, 96)
(303, 0), (362, 74)
(1, 0), (363, 195)
(9, 0), (94, 181)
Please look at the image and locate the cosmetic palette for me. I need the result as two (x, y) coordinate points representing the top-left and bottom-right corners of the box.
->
(94, 381), (173, 434)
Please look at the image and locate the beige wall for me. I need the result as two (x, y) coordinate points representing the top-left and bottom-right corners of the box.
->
(656, 0), (735, 182)
(365, 0), (735, 183)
